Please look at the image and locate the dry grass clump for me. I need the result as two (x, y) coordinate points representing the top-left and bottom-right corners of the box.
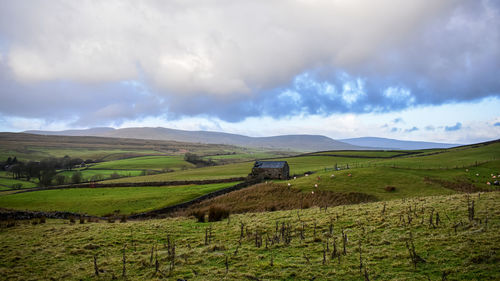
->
(208, 206), (230, 222)
(385, 186), (396, 192)
(176, 183), (376, 216)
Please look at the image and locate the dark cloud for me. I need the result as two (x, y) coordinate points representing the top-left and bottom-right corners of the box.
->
(0, 0), (498, 127)
(445, 122), (462, 131)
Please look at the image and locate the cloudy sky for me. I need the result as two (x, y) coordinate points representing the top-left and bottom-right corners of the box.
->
(0, 0), (499, 144)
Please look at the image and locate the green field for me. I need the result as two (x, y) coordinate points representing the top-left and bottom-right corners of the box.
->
(0, 182), (239, 216)
(104, 141), (499, 185)
(283, 166), (460, 200)
(57, 169), (145, 181)
(104, 161), (254, 183)
(0, 192), (498, 280)
(0, 177), (38, 190)
(309, 150), (409, 158)
(373, 142), (500, 169)
(90, 155), (195, 171)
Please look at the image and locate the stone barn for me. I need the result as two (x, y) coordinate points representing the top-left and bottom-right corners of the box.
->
(251, 161), (289, 180)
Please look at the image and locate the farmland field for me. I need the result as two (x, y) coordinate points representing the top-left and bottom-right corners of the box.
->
(104, 161), (254, 183)
(0, 177), (38, 190)
(57, 169), (144, 181)
(0, 192), (498, 280)
(89, 155), (195, 171)
(0, 182), (239, 216)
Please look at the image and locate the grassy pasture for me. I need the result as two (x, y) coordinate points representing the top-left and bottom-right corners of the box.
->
(0, 146), (162, 162)
(90, 155), (195, 171)
(0, 177), (38, 190)
(104, 161), (254, 183)
(57, 169), (144, 181)
(373, 142), (500, 169)
(308, 150), (408, 158)
(282, 166), (457, 200)
(102, 141), (499, 185)
(103, 155), (377, 184)
(0, 192), (498, 280)
(0, 182), (238, 216)
(203, 152), (283, 160)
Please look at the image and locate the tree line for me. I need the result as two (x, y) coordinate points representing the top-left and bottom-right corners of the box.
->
(1, 156), (94, 186)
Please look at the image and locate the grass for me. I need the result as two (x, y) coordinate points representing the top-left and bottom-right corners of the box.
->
(309, 150), (409, 158)
(90, 155), (195, 171)
(104, 162), (254, 183)
(280, 160), (500, 200)
(57, 169), (144, 181)
(175, 182), (377, 216)
(373, 141), (500, 169)
(0, 177), (38, 190)
(103, 155), (375, 183)
(0, 133), (288, 162)
(0, 192), (498, 280)
(0, 182), (239, 216)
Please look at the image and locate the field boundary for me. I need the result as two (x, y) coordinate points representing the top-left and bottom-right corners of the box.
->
(128, 178), (262, 219)
(7, 177), (247, 195)
(0, 178), (261, 220)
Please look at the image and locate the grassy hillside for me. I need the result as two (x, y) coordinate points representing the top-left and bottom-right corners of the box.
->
(103, 140), (499, 185)
(57, 169), (144, 181)
(90, 155), (195, 171)
(0, 182), (238, 216)
(0, 133), (289, 162)
(0, 192), (498, 280)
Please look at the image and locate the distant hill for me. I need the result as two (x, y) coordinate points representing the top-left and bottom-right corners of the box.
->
(25, 127), (364, 152)
(339, 137), (460, 150)
(25, 127), (115, 137)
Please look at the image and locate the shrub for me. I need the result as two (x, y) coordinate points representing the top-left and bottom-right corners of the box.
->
(11, 183), (23, 189)
(192, 210), (206, 223)
(79, 216), (85, 224)
(39, 216), (46, 224)
(120, 215), (127, 223)
(71, 171), (82, 184)
(385, 186), (396, 192)
(110, 172), (121, 179)
(69, 216), (76, 224)
(208, 206), (230, 222)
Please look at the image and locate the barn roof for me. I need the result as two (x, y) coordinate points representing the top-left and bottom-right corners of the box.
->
(253, 161), (288, 169)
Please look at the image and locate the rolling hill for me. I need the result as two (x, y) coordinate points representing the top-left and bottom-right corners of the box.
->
(340, 136), (459, 150)
(26, 127), (365, 152)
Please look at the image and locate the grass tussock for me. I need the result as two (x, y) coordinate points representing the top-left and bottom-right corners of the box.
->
(176, 183), (376, 216)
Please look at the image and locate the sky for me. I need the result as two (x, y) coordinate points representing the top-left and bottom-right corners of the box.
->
(0, 0), (499, 144)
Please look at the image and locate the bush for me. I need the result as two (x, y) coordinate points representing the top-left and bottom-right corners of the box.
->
(11, 183), (23, 189)
(385, 186), (396, 192)
(120, 215), (127, 223)
(71, 171), (82, 184)
(110, 172), (121, 179)
(192, 210), (206, 223)
(208, 206), (230, 222)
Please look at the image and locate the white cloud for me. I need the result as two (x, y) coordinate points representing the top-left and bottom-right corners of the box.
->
(2, 0), (456, 97)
